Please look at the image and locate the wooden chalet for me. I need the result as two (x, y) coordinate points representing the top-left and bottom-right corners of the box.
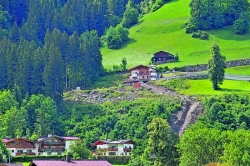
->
(152, 51), (175, 64)
(123, 65), (158, 85)
(3, 138), (36, 156)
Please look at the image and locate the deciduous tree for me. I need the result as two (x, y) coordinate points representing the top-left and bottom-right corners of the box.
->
(208, 43), (226, 90)
(147, 117), (178, 166)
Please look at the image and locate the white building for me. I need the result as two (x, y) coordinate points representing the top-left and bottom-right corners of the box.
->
(3, 138), (36, 156)
(93, 140), (134, 156)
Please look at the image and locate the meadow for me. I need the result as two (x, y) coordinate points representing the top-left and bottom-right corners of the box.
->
(154, 79), (250, 96)
(101, 0), (250, 70)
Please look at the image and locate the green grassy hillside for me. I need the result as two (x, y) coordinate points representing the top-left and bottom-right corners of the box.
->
(101, 0), (250, 69)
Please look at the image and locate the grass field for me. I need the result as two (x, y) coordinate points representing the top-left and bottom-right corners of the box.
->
(177, 79), (250, 95)
(226, 65), (250, 76)
(101, 0), (250, 70)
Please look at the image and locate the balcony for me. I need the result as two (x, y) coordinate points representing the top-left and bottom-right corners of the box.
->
(131, 73), (138, 77)
(16, 152), (36, 156)
(43, 142), (65, 145)
(108, 148), (118, 151)
(123, 148), (132, 152)
(150, 72), (157, 76)
(39, 148), (65, 152)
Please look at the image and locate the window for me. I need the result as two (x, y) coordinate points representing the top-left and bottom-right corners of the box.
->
(12, 150), (14, 153)
(159, 58), (161, 60)
(47, 152), (52, 155)
(10, 142), (16, 146)
(27, 150), (32, 153)
(17, 150), (23, 153)
(19, 142), (24, 145)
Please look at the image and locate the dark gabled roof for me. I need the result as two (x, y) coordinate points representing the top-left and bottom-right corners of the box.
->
(38, 135), (80, 141)
(37, 135), (65, 142)
(153, 51), (174, 58)
(29, 160), (112, 166)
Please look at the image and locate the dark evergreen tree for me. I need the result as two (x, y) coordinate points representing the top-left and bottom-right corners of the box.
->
(80, 31), (103, 87)
(10, 21), (19, 42)
(0, 37), (9, 89)
(43, 44), (64, 104)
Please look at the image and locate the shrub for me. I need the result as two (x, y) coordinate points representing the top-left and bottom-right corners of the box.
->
(96, 156), (131, 165)
(185, 23), (198, 34)
(105, 25), (129, 49)
(233, 18), (249, 34)
(192, 30), (209, 40)
(174, 54), (179, 61)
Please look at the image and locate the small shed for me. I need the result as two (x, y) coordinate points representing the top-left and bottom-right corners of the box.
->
(133, 82), (141, 89)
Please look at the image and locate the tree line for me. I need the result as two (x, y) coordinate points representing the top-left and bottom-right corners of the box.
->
(187, 0), (250, 34)
(0, 29), (103, 104)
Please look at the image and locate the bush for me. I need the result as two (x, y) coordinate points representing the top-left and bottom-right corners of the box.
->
(192, 30), (209, 40)
(96, 156), (131, 165)
(174, 54), (179, 61)
(105, 25), (129, 49)
(233, 18), (249, 34)
(185, 23), (198, 34)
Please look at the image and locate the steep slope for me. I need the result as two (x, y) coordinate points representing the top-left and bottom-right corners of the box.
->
(102, 0), (250, 69)
(141, 82), (204, 136)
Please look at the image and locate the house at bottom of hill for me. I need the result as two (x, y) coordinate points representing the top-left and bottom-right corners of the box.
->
(93, 139), (134, 156)
(36, 134), (80, 156)
(29, 159), (112, 166)
(2, 138), (36, 156)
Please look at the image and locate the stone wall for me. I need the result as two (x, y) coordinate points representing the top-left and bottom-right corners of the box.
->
(162, 73), (209, 80)
(173, 59), (250, 72)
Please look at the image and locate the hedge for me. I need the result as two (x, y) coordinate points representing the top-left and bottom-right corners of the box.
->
(96, 156), (131, 165)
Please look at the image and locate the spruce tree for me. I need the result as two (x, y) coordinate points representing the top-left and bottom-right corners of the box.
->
(42, 44), (64, 104)
(208, 43), (226, 90)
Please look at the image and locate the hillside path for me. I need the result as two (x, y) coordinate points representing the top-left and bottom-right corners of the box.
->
(141, 82), (204, 136)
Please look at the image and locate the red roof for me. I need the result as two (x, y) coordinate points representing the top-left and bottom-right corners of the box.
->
(29, 160), (112, 166)
(128, 65), (150, 72)
(3, 138), (33, 144)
